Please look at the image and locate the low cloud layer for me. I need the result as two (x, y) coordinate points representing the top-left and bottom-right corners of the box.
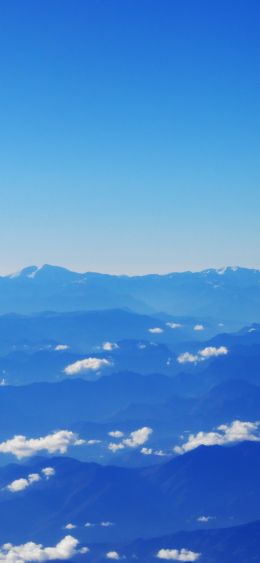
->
(177, 346), (228, 364)
(174, 420), (260, 454)
(108, 427), (153, 453)
(0, 431), (84, 459)
(156, 548), (201, 561)
(64, 357), (112, 375)
(0, 536), (88, 562)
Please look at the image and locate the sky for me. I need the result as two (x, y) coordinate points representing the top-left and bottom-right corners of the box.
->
(0, 0), (259, 275)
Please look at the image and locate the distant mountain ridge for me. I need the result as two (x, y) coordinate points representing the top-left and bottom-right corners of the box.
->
(1, 264), (260, 322)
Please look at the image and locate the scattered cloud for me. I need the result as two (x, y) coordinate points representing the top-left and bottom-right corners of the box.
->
(193, 325), (204, 331)
(54, 344), (70, 351)
(64, 524), (77, 530)
(64, 357), (112, 375)
(0, 431), (84, 459)
(141, 447), (167, 457)
(197, 515), (215, 523)
(108, 431), (124, 438)
(106, 552), (121, 560)
(109, 427), (153, 453)
(102, 342), (119, 351)
(156, 548), (201, 561)
(174, 420), (260, 454)
(166, 322), (182, 329)
(41, 467), (55, 479)
(84, 522), (95, 528)
(101, 521), (114, 527)
(148, 328), (163, 334)
(0, 535), (88, 562)
(177, 346), (228, 364)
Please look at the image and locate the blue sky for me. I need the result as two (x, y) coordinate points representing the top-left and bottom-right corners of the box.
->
(0, 0), (259, 274)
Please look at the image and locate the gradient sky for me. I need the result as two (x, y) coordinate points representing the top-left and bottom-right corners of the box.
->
(0, 0), (259, 274)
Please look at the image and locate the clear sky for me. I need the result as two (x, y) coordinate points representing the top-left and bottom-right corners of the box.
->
(0, 0), (259, 274)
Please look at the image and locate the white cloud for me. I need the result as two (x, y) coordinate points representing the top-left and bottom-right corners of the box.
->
(199, 346), (228, 358)
(64, 357), (112, 375)
(124, 427), (153, 448)
(193, 325), (204, 331)
(197, 515), (215, 523)
(84, 522), (95, 528)
(148, 328), (163, 334)
(0, 431), (85, 459)
(101, 521), (114, 527)
(141, 447), (167, 457)
(174, 420), (260, 454)
(177, 352), (198, 364)
(64, 524), (76, 530)
(41, 467), (55, 479)
(177, 346), (228, 364)
(106, 552), (121, 560)
(102, 342), (119, 351)
(108, 427), (153, 453)
(54, 345), (70, 351)
(0, 536), (88, 562)
(156, 548), (201, 561)
(108, 443), (125, 453)
(7, 473), (41, 493)
(108, 431), (124, 438)
(166, 322), (182, 329)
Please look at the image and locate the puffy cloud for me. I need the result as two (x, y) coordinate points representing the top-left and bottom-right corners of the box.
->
(101, 522), (114, 527)
(124, 427), (153, 448)
(108, 443), (125, 453)
(0, 535), (88, 562)
(166, 323), (182, 329)
(109, 427), (153, 453)
(64, 357), (112, 375)
(54, 345), (70, 351)
(41, 467), (55, 479)
(6, 467), (55, 493)
(84, 522), (95, 528)
(174, 420), (260, 454)
(177, 352), (198, 364)
(102, 342), (119, 351)
(148, 328), (163, 334)
(177, 346), (228, 364)
(0, 431), (85, 459)
(64, 524), (76, 530)
(106, 552), (120, 560)
(156, 548), (200, 561)
(108, 431), (124, 438)
(193, 325), (204, 331)
(199, 346), (228, 359)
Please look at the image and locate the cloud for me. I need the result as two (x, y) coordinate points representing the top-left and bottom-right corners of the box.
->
(193, 325), (204, 331)
(124, 427), (153, 448)
(141, 447), (167, 457)
(102, 342), (119, 351)
(166, 322), (182, 329)
(64, 524), (76, 530)
(156, 548), (200, 561)
(197, 515), (215, 523)
(106, 552), (121, 560)
(174, 420), (260, 454)
(0, 536), (88, 562)
(54, 344), (70, 351)
(6, 466), (55, 493)
(108, 431), (124, 438)
(84, 522), (95, 528)
(109, 427), (153, 453)
(101, 522), (114, 527)
(0, 431), (85, 459)
(64, 357), (112, 375)
(41, 467), (56, 479)
(199, 346), (228, 359)
(177, 346), (228, 364)
(148, 328), (163, 334)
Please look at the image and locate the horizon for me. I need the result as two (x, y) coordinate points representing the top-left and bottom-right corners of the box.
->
(1, 262), (258, 278)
